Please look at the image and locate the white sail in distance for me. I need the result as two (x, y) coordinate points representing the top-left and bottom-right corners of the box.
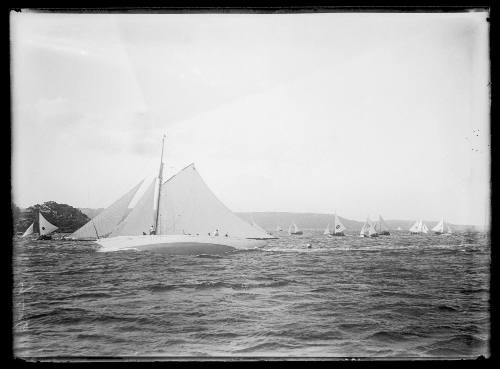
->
(432, 218), (444, 233)
(334, 214), (346, 234)
(22, 223), (34, 237)
(422, 222), (429, 234)
(39, 213), (58, 236)
(70, 179), (144, 239)
(368, 218), (378, 236)
(409, 220), (420, 233)
(323, 224), (330, 235)
(360, 218), (370, 236)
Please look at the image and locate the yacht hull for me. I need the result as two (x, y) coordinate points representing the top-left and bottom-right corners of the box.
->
(94, 235), (267, 254)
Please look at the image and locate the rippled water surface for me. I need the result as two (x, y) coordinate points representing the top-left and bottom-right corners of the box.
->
(13, 231), (490, 358)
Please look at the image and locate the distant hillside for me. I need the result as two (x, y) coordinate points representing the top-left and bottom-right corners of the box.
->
(76, 208), (478, 232)
(236, 212), (477, 232)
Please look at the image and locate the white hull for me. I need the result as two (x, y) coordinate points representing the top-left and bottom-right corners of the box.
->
(94, 235), (267, 254)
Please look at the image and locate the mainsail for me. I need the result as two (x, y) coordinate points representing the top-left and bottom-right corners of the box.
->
(334, 214), (346, 234)
(368, 221), (378, 237)
(156, 164), (271, 239)
(409, 220), (420, 233)
(422, 222), (429, 234)
(432, 218), (444, 233)
(39, 213), (58, 236)
(360, 219), (369, 236)
(22, 223), (34, 237)
(70, 179), (144, 239)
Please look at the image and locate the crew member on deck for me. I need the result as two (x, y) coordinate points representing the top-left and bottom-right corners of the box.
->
(214, 229), (219, 236)
(149, 225), (155, 235)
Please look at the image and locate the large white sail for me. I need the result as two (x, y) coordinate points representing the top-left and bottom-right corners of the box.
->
(323, 224), (330, 235)
(70, 179), (144, 239)
(156, 164), (270, 239)
(39, 213), (58, 236)
(109, 179), (157, 237)
(432, 218), (444, 233)
(22, 223), (34, 237)
(334, 214), (346, 234)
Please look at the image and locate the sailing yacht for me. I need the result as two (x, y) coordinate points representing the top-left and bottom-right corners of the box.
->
(331, 213), (346, 236)
(374, 215), (390, 235)
(21, 212), (58, 240)
(360, 217), (378, 237)
(288, 222), (303, 235)
(70, 135), (273, 253)
(409, 220), (429, 234)
(432, 218), (453, 235)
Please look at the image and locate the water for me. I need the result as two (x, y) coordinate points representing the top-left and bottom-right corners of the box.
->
(13, 231), (490, 359)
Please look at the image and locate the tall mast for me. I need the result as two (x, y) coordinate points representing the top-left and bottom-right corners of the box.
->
(154, 134), (166, 234)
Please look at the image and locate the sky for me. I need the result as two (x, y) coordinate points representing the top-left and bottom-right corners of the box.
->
(11, 11), (490, 227)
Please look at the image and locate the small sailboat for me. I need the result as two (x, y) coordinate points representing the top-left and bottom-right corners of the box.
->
(409, 219), (429, 234)
(70, 135), (272, 253)
(21, 222), (34, 238)
(288, 222), (303, 235)
(432, 218), (453, 235)
(323, 223), (331, 235)
(331, 213), (346, 236)
(374, 215), (390, 235)
(38, 212), (58, 240)
(360, 217), (378, 238)
(397, 226), (402, 231)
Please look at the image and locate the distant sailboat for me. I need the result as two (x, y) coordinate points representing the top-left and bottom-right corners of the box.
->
(276, 225), (283, 232)
(323, 223), (330, 235)
(332, 213), (346, 236)
(374, 215), (390, 235)
(397, 226), (402, 231)
(288, 222), (303, 235)
(38, 212), (58, 240)
(70, 135), (272, 253)
(432, 218), (453, 235)
(21, 222), (34, 238)
(409, 220), (429, 234)
(360, 217), (378, 238)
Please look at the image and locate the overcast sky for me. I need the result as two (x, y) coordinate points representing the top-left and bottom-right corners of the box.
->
(11, 11), (490, 227)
